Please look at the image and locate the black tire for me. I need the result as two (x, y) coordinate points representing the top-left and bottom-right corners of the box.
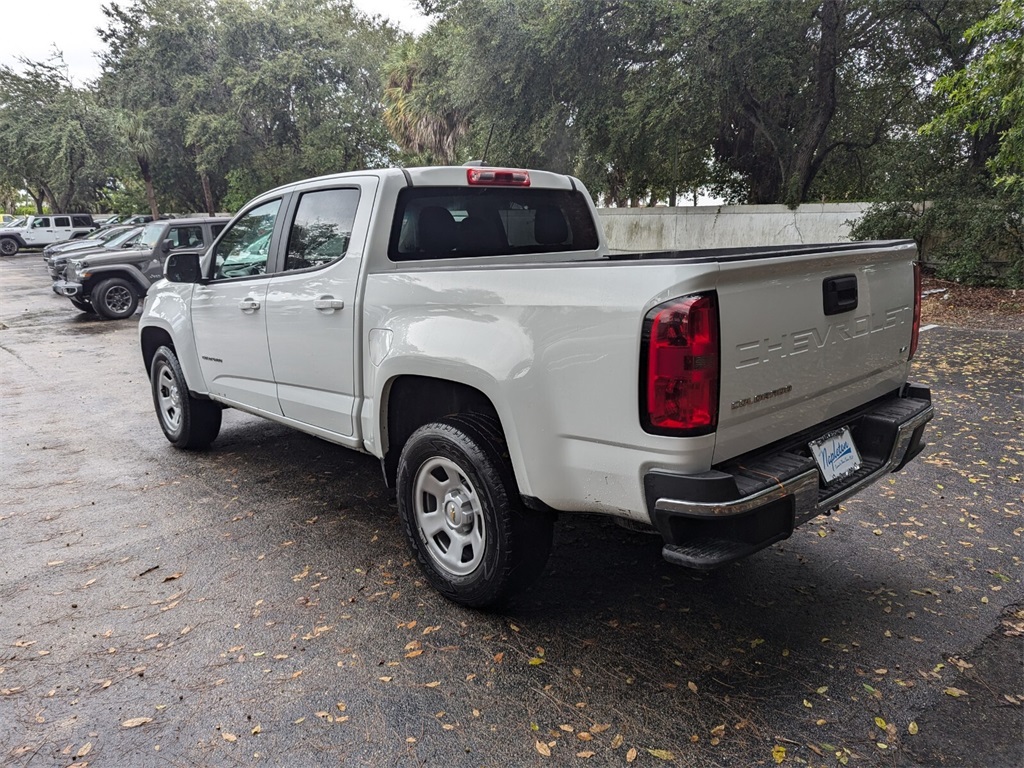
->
(397, 414), (553, 609)
(90, 277), (139, 320)
(0, 237), (18, 256)
(149, 345), (222, 450)
(69, 297), (95, 313)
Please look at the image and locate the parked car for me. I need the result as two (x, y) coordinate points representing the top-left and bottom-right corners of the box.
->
(138, 165), (933, 607)
(0, 214), (96, 255)
(45, 226), (144, 283)
(56, 217), (228, 319)
(43, 224), (138, 258)
(0, 213), (16, 226)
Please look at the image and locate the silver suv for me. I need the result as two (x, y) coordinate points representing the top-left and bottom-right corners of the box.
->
(56, 217), (228, 319)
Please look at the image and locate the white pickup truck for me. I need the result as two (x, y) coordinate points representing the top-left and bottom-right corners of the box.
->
(139, 166), (932, 607)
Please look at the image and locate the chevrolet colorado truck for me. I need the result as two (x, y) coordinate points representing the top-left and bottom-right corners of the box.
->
(139, 166), (932, 607)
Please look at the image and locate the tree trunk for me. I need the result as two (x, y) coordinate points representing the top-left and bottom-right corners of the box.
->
(138, 156), (160, 219)
(785, 0), (843, 207)
(200, 171), (215, 215)
(26, 188), (45, 214)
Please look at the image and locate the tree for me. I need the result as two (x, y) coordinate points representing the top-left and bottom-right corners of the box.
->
(118, 112), (160, 217)
(0, 56), (119, 212)
(402, 0), (995, 206)
(925, 0), (1023, 191)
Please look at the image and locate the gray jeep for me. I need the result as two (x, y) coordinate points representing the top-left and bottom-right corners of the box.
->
(55, 217), (228, 319)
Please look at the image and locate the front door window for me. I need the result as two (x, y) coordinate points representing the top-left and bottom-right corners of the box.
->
(211, 200), (281, 280)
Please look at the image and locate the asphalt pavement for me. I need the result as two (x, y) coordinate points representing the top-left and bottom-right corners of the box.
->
(1, 251), (1021, 767)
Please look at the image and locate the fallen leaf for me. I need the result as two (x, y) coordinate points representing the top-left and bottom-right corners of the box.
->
(560, 724), (574, 733)
(222, 732), (237, 743)
(772, 744), (786, 764)
(493, 652), (505, 663)
(252, 725), (262, 734)
(687, 681), (698, 693)
(535, 740), (551, 757)
(162, 572), (183, 582)
(424, 681), (441, 688)
(626, 747), (638, 763)
(874, 717), (887, 729)
(576, 751), (595, 758)
(406, 650), (423, 659)
(944, 687), (968, 698)
(647, 748), (675, 760)
(76, 743), (92, 757)
(908, 721), (919, 735)
(528, 657), (545, 666)
(591, 723), (611, 734)
(577, 732), (593, 741)
(122, 717), (152, 728)
(611, 734), (624, 748)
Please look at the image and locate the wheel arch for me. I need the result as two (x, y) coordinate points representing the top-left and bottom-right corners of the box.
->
(84, 266), (150, 294)
(140, 326), (175, 375)
(380, 375), (512, 491)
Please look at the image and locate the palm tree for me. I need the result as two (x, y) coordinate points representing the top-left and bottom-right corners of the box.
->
(119, 112), (159, 218)
(383, 38), (468, 165)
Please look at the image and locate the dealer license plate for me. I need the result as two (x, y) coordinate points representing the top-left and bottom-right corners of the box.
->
(809, 427), (862, 485)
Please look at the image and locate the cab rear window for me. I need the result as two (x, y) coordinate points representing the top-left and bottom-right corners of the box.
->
(388, 187), (598, 261)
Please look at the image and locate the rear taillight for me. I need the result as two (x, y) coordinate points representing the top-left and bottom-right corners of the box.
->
(909, 261), (922, 360)
(641, 293), (720, 435)
(466, 168), (530, 187)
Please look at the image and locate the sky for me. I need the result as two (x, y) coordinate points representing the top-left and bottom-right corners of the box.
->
(0, 0), (431, 86)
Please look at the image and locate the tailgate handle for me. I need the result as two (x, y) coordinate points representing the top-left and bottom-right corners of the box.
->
(823, 275), (858, 315)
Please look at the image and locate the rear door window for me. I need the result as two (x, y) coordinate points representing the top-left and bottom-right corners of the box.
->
(284, 188), (360, 271)
(54, 216), (71, 228)
(388, 187), (598, 261)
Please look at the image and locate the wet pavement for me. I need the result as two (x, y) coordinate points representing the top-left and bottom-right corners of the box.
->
(1, 251), (1021, 767)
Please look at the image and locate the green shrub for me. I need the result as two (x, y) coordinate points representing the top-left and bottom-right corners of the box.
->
(851, 188), (1023, 288)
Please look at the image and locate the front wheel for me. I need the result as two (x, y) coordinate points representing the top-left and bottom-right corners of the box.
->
(397, 415), (553, 609)
(0, 238), (18, 256)
(150, 346), (222, 450)
(91, 277), (139, 320)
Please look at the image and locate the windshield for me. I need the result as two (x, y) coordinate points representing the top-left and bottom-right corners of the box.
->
(96, 227), (128, 243)
(104, 226), (143, 249)
(138, 222), (167, 249)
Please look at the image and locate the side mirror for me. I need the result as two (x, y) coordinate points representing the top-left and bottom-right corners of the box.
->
(160, 238), (174, 254)
(165, 252), (202, 283)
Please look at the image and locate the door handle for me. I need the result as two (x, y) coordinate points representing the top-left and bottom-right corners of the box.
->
(238, 298), (261, 312)
(313, 296), (345, 312)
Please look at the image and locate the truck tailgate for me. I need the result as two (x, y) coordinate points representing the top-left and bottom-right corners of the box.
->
(712, 241), (918, 464)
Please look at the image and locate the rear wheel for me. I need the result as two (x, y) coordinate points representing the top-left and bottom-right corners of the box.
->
(150, 345), (222, 449)
(91, 277), (139, 320)
(0, 238), (18, 256)
(397, 414), (553, 608)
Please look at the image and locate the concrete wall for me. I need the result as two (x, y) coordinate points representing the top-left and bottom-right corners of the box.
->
(597, 203), (872, 252)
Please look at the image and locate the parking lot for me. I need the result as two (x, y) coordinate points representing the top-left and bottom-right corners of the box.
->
(1, 251), (1021, 767)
